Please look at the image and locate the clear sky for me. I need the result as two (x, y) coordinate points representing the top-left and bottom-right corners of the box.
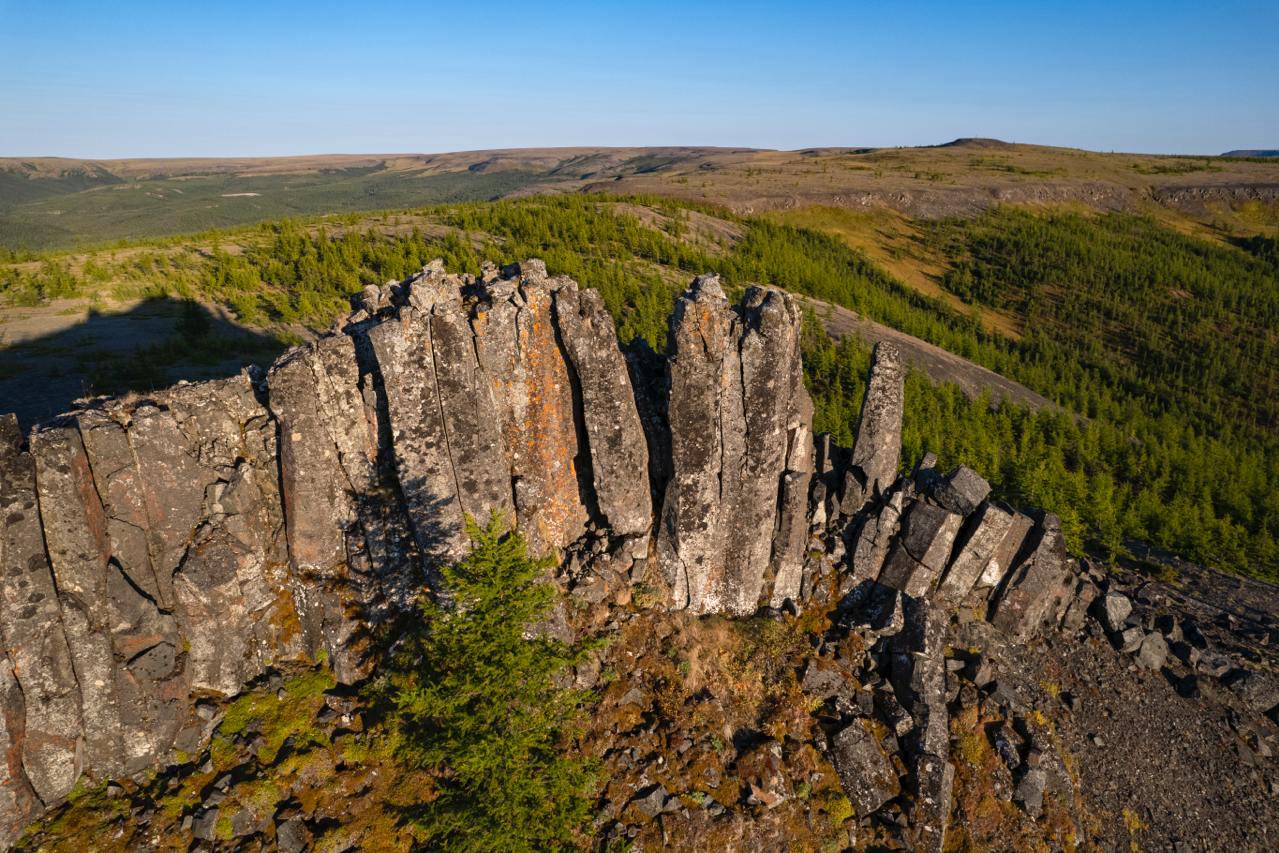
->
(1, 0), (1276, 158)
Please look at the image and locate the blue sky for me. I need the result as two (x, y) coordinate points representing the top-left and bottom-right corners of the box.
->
(1, 0), (1276, 158)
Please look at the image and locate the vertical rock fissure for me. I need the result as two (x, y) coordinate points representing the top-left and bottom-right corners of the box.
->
(550, 300), (605, 531)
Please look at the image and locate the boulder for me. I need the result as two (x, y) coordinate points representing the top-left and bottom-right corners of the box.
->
(849, 488), (904, 583)
(930, 465), (991, 517)
(1228, 671), (1279, 715)
(975, 511), (1035, 591)
(989, 514), (1073, 640)
(890, 597), (950, 759)
(878, 501), (962, 599)
(1015, 766), (1048, 818)
(830, 720), (901, 817)
(1098, 592), (1134, 634)
(913, 756), (955, 853)
(1136, 632), (1169, 670)
(276, 816), (312, 853)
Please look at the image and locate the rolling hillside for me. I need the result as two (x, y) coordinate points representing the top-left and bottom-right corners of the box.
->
(2, 194), (1277, 584)
(3, 141), (1278, 250)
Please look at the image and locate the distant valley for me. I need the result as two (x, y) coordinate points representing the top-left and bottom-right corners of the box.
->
(3, 140), (1278, 250)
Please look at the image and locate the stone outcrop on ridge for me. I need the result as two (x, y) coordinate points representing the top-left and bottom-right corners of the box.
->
(0, 261), (1126, 846)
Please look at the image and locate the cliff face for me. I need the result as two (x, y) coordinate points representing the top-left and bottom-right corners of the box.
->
(0, 262), (1112, 845)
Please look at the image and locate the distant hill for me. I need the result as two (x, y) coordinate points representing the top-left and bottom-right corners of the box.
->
(1222, 149), (1279, 158)
(3, 142), (1279, 250)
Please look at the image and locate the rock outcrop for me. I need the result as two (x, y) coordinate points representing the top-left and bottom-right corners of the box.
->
(656, 276), (813, 615)
(0, 261), (1128, 847)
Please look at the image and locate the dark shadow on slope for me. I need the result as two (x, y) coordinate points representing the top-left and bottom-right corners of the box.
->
(0, 297), (290, 430)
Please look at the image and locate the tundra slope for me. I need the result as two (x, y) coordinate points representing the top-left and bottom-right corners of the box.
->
(2, 263), (1278, 850)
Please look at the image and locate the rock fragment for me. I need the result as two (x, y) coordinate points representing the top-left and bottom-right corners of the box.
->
(1098, 591), (1134, 634)
(879, 502), (962, 599)
(929, 465), (991, 517)
(830, 720), (901, 817)
(989, 514), (1073, 640)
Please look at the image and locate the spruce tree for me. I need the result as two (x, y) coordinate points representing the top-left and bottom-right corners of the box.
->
(381, 516), (596, 851)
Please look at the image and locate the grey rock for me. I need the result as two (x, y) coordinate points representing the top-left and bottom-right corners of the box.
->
(878, 501), (962, 599)
(849, 488), (904, 583)
(837, 580), (905, 638)
(935, 501), (1014, 606)
(975, 510), (1035, 591)
(1119, 626), (1146, 653)
(1136, 632), (1169, 670)
(891, 597), (950, 759)
(269, 347), (372, 683)
(930, 465), (991, 517)
(31, 421), (125, 778)
(830, 721), (901, 817)
(1196, 652), (1232, 678)
(1098, 591), (1133, 634)
(633, 784), (669, 818)
(1229, 671), (1279, 714)
(191, 808), (220, 841)
(77, 409), (167, 606)
(277, 816), (312, 853)
(364, 306), (469, 564)
(0, 415), (82, 803)
(1015, 766), (1048, 818)
(428, 293), (515, 527)
(553, 283), (652, 545)
(989, 514), (1074, 640)
(802, 659), (851, 699)
(657, 275), (736, 612)
(913, 755), (954, 853)
(0, 656), (40, 848)
(1058, 576), (1100, 633)
(847, 342), (904, 511)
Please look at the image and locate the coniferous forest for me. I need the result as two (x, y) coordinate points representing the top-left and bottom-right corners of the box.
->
(3, 196), (1277, 580)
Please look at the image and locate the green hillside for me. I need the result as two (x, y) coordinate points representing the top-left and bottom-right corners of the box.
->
(2, 196), (1277, 580)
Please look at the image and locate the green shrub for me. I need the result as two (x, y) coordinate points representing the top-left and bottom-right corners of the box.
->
(379, 515), (596, 851)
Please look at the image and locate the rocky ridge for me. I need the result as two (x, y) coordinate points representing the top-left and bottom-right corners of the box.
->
(3, 262), (1278, 849)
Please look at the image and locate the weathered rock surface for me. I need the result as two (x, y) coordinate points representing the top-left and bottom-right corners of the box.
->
(7, 258), (1264, 850)
(989, 514), (1074, 639)
(553, 282), (653, 549)
(844, 342), (904, 511)
(878, 502), (963, 599)
(830, 720), (901, 817)
(935, 501), (1014, 606)
(0, 415), (81, 805)
(0, 263), (824, 843)
(656, 277), (814, 615)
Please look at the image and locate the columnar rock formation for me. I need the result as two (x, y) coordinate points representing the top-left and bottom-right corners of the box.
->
(656, 275), (813, 615)
(0, 261), (1090, 846)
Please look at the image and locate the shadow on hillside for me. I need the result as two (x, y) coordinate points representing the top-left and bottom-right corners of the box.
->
(0, 296), (290, 430)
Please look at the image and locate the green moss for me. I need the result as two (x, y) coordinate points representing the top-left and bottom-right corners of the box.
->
(214, 668), (336, 766)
